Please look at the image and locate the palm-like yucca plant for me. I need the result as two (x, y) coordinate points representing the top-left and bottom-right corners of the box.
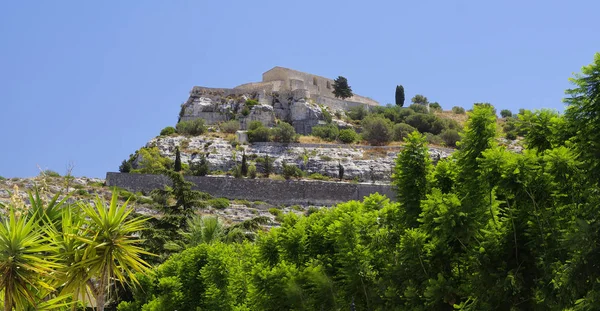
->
(0, 205), (63, 311)
(74, 191), (152, 311)
(183, 215), (225, 246)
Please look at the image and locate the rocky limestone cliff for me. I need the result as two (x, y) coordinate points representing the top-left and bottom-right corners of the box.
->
(143, 135), (453, 182)
(179, 88), (344, 134)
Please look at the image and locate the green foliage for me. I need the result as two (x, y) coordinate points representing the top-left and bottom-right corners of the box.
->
(338, 128), (358, 143)
(518, 109), (565, 152)
(346, 105), (367, 120)
(174, 147), (182, 172)
(270, 122), (297, 143)
(0, 176), (5, 180)
(408, 103), (429, 114)
(176, 118), (207, 136)
(220, 120), (240, 133)
(321, 106), (333, 123)
(393, 123), (417, 141)
(311, 123), (339, 141)
(188, 153), (210, 176)
(307, 172), (330, 181)
(119, 159), (132, 173)
(43, 170), (61, 177)
(429, 101), (442, 110)
(452, 106), (466, 114)
(395, 85), (405, 107)
(338, 162), (344, 180)
(500, 109), (513, 118)
(131, 147), (173, 174)
(411, 94), (428, 105)
(248, 125), (271, 143)
(361, 114), (394, 145)
(241, 151), (248, 176)
(160, 126), (176, 136)
(248, 164), (257, 179)
(332, 76), (353, 99)
(208, 198), (230, 210)
(282, 162), (303, 180)
(245, 99), (259, 108)
(439, 129), (460, 147)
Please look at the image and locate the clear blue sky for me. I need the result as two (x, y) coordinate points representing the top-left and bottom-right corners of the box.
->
(0, 1), (597, 178)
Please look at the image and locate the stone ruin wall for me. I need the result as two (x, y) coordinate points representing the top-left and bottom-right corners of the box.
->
(106, 172), (396, 206)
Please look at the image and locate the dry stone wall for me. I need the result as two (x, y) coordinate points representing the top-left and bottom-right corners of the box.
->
(106, 172), (396, 206)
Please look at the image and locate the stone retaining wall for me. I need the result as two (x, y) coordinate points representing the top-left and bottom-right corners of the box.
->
(106, 172), (396, 206)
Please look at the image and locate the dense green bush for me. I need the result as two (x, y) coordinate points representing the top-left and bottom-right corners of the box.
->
(282, 162), (303, 180)
(176, 118), (207, 136)
(500, 109), (513, 118)
(439, 129), (461, 147)
(307, 172), (330, 180)
(119, 160), (132, 173)
(408, 103), (429, 114)
(424, 132), (444, 145)
(321, 107), (333, 123)
(393, 123), (417, 141)
(271, 122), (297, 143)
(429, 102), (442, 111)
(338, 128), (358, 143)
(160, 126), (177, 136)
(452, 106), (466, 114)
(311, 124), (339, 141)
(346, 105), (368, 120)
(248, 126), (271, 143)
(220, 120), (240, 133)
(43, 170), (61, 177)
(0, 176), (5, 180)
(131, 147), (173, 174)
(248, 164), (257, 179)
(208, 198), (230, 209)
(396, 107), (415, 122)
(405, 113), (437, 133)
(248, 121), (263, 131)
(361, 115), (394, 145)
(245, 99), (259, 108)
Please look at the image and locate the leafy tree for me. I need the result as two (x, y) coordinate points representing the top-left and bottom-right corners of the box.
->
(346, 105), (368, 120)
(119, 159), (132, 173)
(188, 153), (210, 176)
(160, 126), (176, 136)
(311, 123), (339, 141)
(271, 122), (297, 143)
(332, 76), (353, 99)
(392, 131), (432, 227)
(174, 147), (182, 172)
(132, 147), (173, 174)
(439, 129), (460, 147)
(452, 106), (466, 114)
(176, 118), (207, 136)
(395, 85), (405, 107)
(393, 123), (417, 141)
(518, 109), (565, 152)
(263, 155), (273, 177)
(500, 109), (513, 118)
(361, 114), (394, 145)
(411, 94), (428, 105)
(338, 128), (358, 143)
(241, 151), (248, 177)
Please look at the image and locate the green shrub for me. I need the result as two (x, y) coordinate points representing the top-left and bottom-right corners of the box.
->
(425, 133), (444, 145)
(208, 198), (230, 209)
(188, 153), (209, 176)
(76, 189), (89, 196)
(248, 164), (257, 179)
(271, 122), (297, 143)
(160, 126), (177, 136)
(361, 115), (394, 145)
(409, 103), (429, 114)
(429, 102), (442, 111)
(0, 176), (6, 180)
(176, 118), (207, 136)
(233, 165), (243, 178)
(282, 162), (303, 180)
(248, 127), (271, 142)
(308, 173), (330, 181)
(248, 121), (263, 131)
(393, 123), (417, 141)
(440, 129), (461, 147)
(220, 120), (240, 133)
(43, 170), (61, 177)
(405, 113), (437, 133)
(245, 99), (259, 108)
(311, 124), (339, 141)
(338, 128), (358, 144)
(305, 206), (319, 216)
(320, 155), (333, 161)
(397, 108), (415, 122)
(268, 208), (284, 222)
(131, 147), (173, 174)
(321, 107), (333, 123)
(500, 109), (513, 118)
(119, 160), (132, 173)
(452, 106), (466, 114)
(241, 107), (250, 116)
(346, 105), (368, 120)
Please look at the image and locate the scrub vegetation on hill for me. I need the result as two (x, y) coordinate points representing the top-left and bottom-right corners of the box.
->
(1, 53), (600, 310)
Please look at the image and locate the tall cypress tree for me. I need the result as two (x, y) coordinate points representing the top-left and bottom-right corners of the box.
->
(241, 151), (248, 177)
(174, 147), (182, 172)
(395, 85), (405, 107)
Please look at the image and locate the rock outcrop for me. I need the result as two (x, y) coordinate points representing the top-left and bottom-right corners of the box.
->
(144, 136), (453, 182)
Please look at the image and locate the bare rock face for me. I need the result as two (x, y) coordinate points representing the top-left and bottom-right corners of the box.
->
(179, 89), (333, 135)
(144, 136), (454, 182)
